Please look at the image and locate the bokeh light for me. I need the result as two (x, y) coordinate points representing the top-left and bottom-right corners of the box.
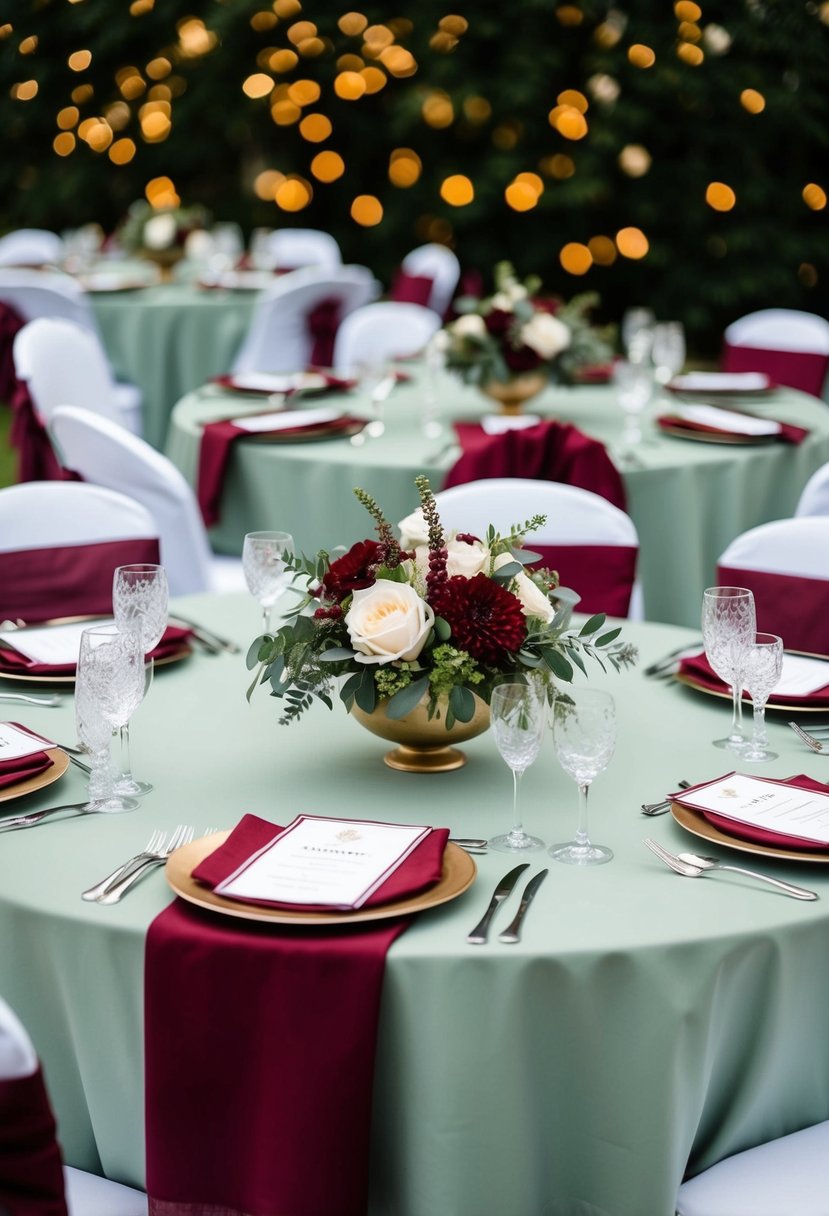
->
(560, 243), (593, 274)
(276, 176), (313, 211)
(803, 183), (827, 210)
(311, 150), (345, 182)
(616, 227), (649, 259)
(351, 194), (383, 225)
(441, 174), (474, 205)
(705, 181), (736, 211)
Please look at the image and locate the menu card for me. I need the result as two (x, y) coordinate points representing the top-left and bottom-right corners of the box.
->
(0, 619), (112, 666)
(772, 653), (829, 697)
(233, 406), (342, 433)
(674, 773), (829, 845)
(668, 403), (780, 436)
(669, 372), (771, 393)
(0, 722), (55, 761)
(215, 815), (432, 909)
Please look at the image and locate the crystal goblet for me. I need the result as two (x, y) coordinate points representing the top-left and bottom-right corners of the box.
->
(75, 624), (144, 813)
(113, 563), (169, 796)
(243, 531), (294, 634)
(488, 682), (546, 853)
(550, 688), (616, 866)
(701, 586), (756, 751)
(741, 633), (784, 763)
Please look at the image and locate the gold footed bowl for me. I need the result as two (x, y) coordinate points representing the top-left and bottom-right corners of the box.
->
(480, 370), (548, 415)
(351, 694), (490, 773)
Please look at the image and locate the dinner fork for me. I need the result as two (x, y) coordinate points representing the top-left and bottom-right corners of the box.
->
(788, 722), (828, 753)
(96, 824), (194, 904)
(81, 829), (166, 901)
(643, 837), (818, 900)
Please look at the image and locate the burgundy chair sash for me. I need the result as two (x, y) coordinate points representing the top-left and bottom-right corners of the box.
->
(717, 564), (829, 655)
(389, 269), (435, 308)
(721, 341), (829, 398)
(0, 300), (25, 407)
(306, 297), (341, 368)
(0, 1068), (68, 1216)
(0, 537), (161, 623)
(444, 419), (627, 511)
(533, 543), (637, 617)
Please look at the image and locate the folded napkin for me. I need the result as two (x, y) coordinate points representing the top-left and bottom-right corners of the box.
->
(212, 369), (356, 395)
(443, 418), (627, 510)
(669, 371), (773, 393)
(0, 1066), (68, 1216)
(0, 624), (190, 678)
(678, 651), (829, 708)
(657, 404), (808, 444)
(0, 749), (53, 790)
(145, 816), (449, 1216)
(674, 773), (829, 851)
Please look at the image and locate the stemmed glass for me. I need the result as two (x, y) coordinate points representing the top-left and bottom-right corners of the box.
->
(701, 587), (756, 750)
(550, 688), (616, 866)
(243, 531), (294, 634)
(75, 624), (144, 813)
(112, 564), (169, 796)
(741, 633), (784, 763)
(488, 683), (546, 853)
(621, 307), (655, 364)
(651, 321), (686, 386)
(612, 359), (654, 467)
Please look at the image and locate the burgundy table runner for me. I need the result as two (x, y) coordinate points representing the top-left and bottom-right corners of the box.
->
(0, 1066), (68, 1216)
(145, 815), (448, 1216)
(678, 650), (829, 709)
(531, 543), (637, 618)
(674, 772), (829, 851)
(721, 341), (829, 399)
(716, 565), (829, 657)
(443, 419), (627, 511)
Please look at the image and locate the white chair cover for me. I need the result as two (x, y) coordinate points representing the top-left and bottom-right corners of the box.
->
(48, 406), (245, 596)
(13, 317), (142, 435)
(0, 997), (38, 1079)
(231, 264), (380, 374)
(794, 461), (829, 518)
(266, 228), (342, 272)
(676, 1120), (829, 1216)
(0, 268), (98, 331)
(400, 243), (461, 317)
(0, 482), (156, 551)
(724, 309), (829, 354)
(0, 228), (64, 268)
(718, 517), (829, 578)
(332, 301), (441, 375)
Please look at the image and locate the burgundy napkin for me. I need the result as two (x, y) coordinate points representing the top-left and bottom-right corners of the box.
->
(530, 543), (637, 618)
(0, 740), (53, 789)
(444, 419), (627, 510)
(145, 818), (449, 1216)
(715, 565), (829, 657)
(0, 537), (161, 625)
(389, 269), (434, 308)
(0, 1067), (68, 1216)
(678, 651), (829, 708)
(573, 362), (613, 384)
(657, 413), (808, 444)
(722, 341), (829, 399)
(673, 772), (829, 851)
(0, 624), (191, 678)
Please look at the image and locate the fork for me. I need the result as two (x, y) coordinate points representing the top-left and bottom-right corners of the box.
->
(789, 722), (828, 753)
(81, 829), (166, 901)
(641, 779), (692, 816)
(96, 824), (194, 904)
(643, 837), (818, 900)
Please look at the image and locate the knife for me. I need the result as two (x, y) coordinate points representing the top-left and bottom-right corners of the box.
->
(498, 870), (548, 943)
(168, 614), (241, 655)
(466, 863), (529, 945)
(643, 642), (702, 678)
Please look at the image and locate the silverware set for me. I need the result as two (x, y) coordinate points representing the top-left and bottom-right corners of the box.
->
(466, 864), (547, 944)
(82, 824), (197, 904)
(641, 779), (692, 816)
(643, 643), (703, 678)
(167, 614), (241, 656)
(789, 721), (829, 754)
(643, 837), (818, 900)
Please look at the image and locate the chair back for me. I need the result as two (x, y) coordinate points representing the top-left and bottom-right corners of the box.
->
(433, 478), (640, 617)
(266, 228), (342, 272)
(0, 228), (63, 268)
(722, 308), (829, 398)
(717, 517), (829, 654)
(0, 482), (160, 622)
(48, 406), (215, 596)
(0, 269), (98, 333)
(230, 264), (380, 374)
(795, 461), (829, 517)
(332, 302), (441, 375)
(13, 318), (122, 428)
(395, 244), (461, 318)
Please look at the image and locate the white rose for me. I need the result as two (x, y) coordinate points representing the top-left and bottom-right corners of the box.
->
(143, 213), (177, 251)
(520, 312), (571, 360)
(347, 582), (435, 664)
(397, 507), (430, 548)
(409, 536), (490, 582)
(493, 552), (555, 623)
(451, 313), (486, 339)
(488, 291), (514, 312)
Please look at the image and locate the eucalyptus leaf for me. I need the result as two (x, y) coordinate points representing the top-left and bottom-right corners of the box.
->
(595, 628), (622, 647)
(492, 561), (523, 581)
(385, 676), (429, 720)
(319, 647), (356, 661)
(511, 547), (543, 565)
(246, 638), (263, 670)
(542, 648), (574, 681)
(354, 670), (377, 714)
(449, 683), (475, 723)
(579, 614), (606, 637)
(434, 616), (452, 641)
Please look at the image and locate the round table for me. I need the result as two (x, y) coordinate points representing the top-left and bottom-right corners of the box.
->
(165, 372), (829, 627)
(3, 597), (829, 1216)
(90, 282), (256, 448)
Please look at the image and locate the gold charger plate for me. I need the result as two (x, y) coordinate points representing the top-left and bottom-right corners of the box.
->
(658, 422), (775, 446)
(0, 748), (69, 805)
(670, 801), (829, 865)
(674, 669), (829, 715)
(165, 831), (476, 925)
(245, 419), (365, 445)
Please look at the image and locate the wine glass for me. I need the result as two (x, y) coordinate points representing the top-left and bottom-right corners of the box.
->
(550, 688), (616, 866)
(701, 587), (756, 750)
(621, 307), (655, 365)
(112, 564), (169, 796)
(243, 531), (294, 633)
(488, 683), (547, 853)
(75, 624), (144, 813)
(611, 359), (654, 467)
(741, 633), (784, 763)
(651, 321), (686, 386)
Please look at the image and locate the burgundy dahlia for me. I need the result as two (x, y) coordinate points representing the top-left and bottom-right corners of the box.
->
(436, 573), (527, 665)
(315, 539), (383, 602)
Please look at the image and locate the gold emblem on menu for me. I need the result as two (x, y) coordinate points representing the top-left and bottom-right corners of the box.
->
(336, 829), (362, 842)
(720, 787), (739, 799)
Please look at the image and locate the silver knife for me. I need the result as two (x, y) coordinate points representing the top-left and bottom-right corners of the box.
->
(168, 614), (241, 655)
(498, 870), (548, 943)
(466, 863), (529, 945)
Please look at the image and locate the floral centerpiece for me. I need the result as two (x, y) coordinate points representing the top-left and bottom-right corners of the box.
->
(247, 477), (636, 770)
(439, 261), (614, 411)
(119, 199), (209, 267)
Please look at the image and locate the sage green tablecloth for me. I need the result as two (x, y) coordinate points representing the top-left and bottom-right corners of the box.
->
(3, 597), (829, 1216)
(165, 374), (829, 627)
(91, 284), (256, 448)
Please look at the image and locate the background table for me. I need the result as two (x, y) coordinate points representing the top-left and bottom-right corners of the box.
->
(91, 283), (256, 448)
(2, 597), (829, 1216)
(166, 374), (829, 626)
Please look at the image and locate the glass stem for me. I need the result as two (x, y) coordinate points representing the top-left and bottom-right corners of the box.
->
(262, 604), (272, 634)
(728, 679), (745, 744)
(119, 723), (132, 781)
(507, 769), (525, 841)
(575, 782), (591, 848)
(752, 703), (768, 753)
(88, 744), (113, 805)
